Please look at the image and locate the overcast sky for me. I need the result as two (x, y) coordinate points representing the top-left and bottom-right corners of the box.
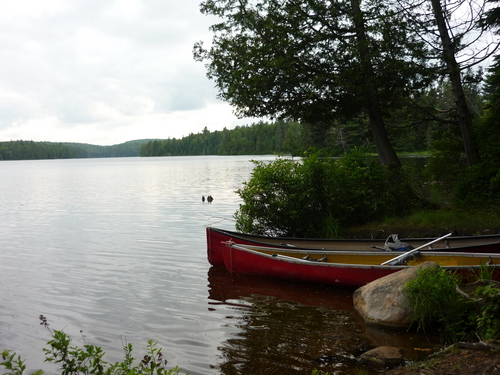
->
(0, 0), (259, 146)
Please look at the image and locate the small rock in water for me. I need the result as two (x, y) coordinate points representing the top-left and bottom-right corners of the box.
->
(359, 346), (405, 369)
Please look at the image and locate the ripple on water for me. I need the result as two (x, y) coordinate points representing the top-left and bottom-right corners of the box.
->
(1, 157), (440, 375)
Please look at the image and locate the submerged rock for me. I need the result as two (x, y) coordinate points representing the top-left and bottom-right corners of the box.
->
(359, 346), (406, 369)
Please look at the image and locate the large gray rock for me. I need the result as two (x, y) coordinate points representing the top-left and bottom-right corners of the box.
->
(353, 261), (439, 328)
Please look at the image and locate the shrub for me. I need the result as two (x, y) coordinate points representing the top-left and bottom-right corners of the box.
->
(404, 267), (467, 329)
(424, 137), (467, 201)
(0, 316), (186, 375)
(234, 157), (319, 237)
(454, 161), (500, 208)
(404, 267), (500, 343)
(424, 114), (500, 209)
(235, 151), (417, 237)
(474, 283), (500, 341)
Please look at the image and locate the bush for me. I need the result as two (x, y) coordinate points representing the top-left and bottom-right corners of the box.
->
(424, 114), (500, 209)
(474, 283), (500, 341)
(0, 316), (186, 375)
(404, 267), (500, 343)
(234, 151), (416, 237)
(404, 267), (476, 341)
(454, 161), (500, 208)
(234, 157), (320, 237)
(424, 137), (467, 200)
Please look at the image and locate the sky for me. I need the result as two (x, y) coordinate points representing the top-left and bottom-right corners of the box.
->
(0, 0), (260, 146)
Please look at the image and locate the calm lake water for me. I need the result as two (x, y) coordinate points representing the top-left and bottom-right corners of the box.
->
(0, 156), (436, 375)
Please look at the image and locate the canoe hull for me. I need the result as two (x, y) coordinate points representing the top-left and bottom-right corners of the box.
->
(222, 243), (500, 287)
(223, 244), (395, 287)
(207, 227), (500, 267)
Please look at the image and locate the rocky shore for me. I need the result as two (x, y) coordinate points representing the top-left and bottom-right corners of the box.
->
(351, 261), (500, 374)
(385, 345), (500, 375)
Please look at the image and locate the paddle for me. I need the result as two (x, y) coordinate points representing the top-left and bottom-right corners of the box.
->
(381, 233), (453, 266)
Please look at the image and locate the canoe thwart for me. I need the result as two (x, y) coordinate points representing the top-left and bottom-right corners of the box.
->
(381, 233), (453, 266)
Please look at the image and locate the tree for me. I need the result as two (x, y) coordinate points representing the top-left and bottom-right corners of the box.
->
(482, 0), (500, 107)
(350, 0), (401, 167)
(194, 0), (436, 167)
(430, 0), (481, 165)
(396, 0), (499, 166)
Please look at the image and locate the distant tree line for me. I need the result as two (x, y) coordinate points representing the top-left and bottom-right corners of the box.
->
(139, 121), (306, 157)
(0, 139), (151, 160)
(139, 99), (469, 158)
(0, 141), (77, 160)
(65, 140), (151, 158)
(1, 79), (485, 161)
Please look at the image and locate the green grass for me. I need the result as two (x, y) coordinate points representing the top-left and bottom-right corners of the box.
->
(343, 209), (500, 238)
(397, 151), (430, 156)
(392, 209), (500, 230)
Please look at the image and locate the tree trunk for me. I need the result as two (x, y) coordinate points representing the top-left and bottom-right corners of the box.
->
(350, 0), (401, 168)
(430, 0), (481, 166)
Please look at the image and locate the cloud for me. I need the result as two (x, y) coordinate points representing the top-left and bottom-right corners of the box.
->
(0, 100), (245, 146)
(0, 0), (256, 145)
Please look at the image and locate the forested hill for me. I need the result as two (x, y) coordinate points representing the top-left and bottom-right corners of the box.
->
(0, 121), (304, 161)
(0, 139), (153, 160)
(139, 118), (432, 157)
(139, 122), (303, 157)
(1, 117), (431, 160)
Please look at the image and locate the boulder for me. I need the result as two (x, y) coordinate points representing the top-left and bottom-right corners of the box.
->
(359, 346), (405, 369)
(353, 261), (439, 328)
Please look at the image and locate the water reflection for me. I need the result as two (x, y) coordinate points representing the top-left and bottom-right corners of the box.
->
(208, 267), (355, 310)
(207, 268), (442, 375)
(208, 268), (367, 374)
(354, 314), (441, 362)
(1, 156), (438, 375)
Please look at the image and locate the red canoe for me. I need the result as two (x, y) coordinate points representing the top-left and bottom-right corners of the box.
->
(222, 242), (500, 287)
(206, 227), (500, 267)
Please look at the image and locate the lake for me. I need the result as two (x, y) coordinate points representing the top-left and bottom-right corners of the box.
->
(0, 156), (435, 375)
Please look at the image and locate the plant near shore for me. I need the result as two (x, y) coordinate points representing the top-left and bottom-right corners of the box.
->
(0, 316), (186, 375)
(404, 266), (500, 342)
(235, 151), (414, 237)
(474, 263), (496, 281)
(474, 283), (500, 340)
(405, 267), (461, 326)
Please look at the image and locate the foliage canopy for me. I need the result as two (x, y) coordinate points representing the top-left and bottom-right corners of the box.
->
(234, 152), (417, 237)
(194, 0), (434, 123)
(194, 0), (439, 166)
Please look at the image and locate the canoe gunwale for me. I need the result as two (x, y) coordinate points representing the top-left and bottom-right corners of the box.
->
(225, 242), (500, 270)
(209, 226), (500, 245)
(227, 242), (500, 260)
